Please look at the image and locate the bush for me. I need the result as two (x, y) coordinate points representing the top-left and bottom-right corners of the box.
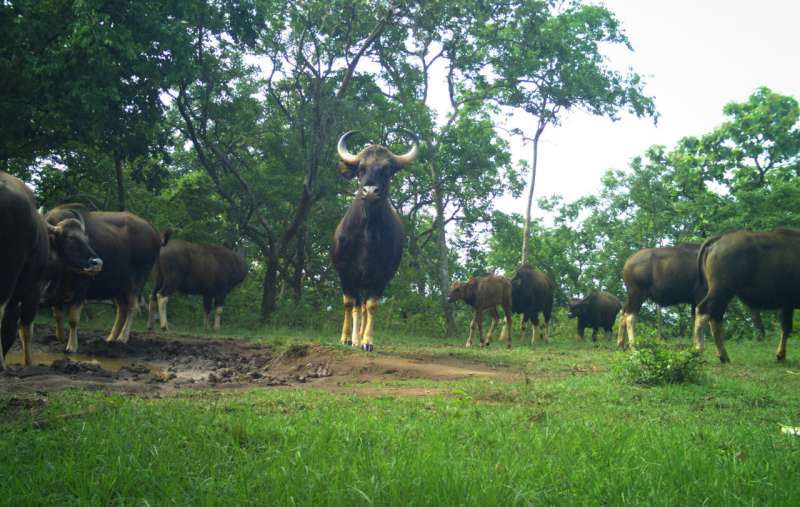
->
(614, 339), (706, 386)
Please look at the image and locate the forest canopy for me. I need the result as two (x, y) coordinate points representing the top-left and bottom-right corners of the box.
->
(2, 0), (797, 337)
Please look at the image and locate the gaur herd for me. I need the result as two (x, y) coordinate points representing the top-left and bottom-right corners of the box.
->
(0, 131), (797, 368)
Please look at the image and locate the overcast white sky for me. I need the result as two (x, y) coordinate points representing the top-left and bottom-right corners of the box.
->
(486, 0), (800, 217)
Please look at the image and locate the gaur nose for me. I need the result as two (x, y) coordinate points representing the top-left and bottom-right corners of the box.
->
(361, 185), (379, 201)
(89, 257), (103, 270)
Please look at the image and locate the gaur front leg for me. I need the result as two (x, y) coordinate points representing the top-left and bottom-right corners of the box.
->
(616, 311), (627, 349)
(351, 304), (363, 347)
(624, 313), (637, 350)
(340, 294), (355, 345)
(116, 292), (138, 343)
(360, 298), (378, 352)
(53, 306), (66, 342)
(577, 323), (585, 341)
(66, 304), (83, 353)
(146, 294), (156, 330)
(214, 306), (223, 331)
(466, 311), (479, 347)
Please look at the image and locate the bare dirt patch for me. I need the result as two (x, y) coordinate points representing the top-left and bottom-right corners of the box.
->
(0, 328), (510, 396)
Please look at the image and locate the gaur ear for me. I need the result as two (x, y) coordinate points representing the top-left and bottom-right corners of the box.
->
(337, 161), (358, 180)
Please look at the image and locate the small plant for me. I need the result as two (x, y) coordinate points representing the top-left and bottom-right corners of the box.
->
(615, 339), (706, 386)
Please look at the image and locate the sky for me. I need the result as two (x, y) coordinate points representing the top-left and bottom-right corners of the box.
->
(487, 0), (800, 217)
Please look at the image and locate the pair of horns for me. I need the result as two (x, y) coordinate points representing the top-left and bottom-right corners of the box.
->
(337, 130), (419, 167)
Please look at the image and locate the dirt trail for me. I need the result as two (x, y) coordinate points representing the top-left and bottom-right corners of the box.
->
(0, 328), (511, 396)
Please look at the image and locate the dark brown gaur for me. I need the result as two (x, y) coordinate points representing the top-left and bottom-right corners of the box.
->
(332, 130), (418, 352)
(694, 228), (800, 363)
(45, 204), (161, 353)
(568, 291), (622, 341)
(0, 173), (101, 368)
(147, 237), (247, 332)
(511, 264), (554, 344)
(448, 275), (513, 348)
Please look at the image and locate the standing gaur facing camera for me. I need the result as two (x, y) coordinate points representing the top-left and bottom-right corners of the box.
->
(567, 291), (621, 341)
(332, 130), (418, 352)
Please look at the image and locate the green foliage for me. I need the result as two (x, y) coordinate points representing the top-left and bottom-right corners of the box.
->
(615, 340), (706, 386)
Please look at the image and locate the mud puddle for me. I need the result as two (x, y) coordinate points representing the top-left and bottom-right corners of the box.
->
(0, 328), (508, 396)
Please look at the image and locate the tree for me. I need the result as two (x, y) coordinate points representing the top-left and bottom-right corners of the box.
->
(482, 0), (657, 264)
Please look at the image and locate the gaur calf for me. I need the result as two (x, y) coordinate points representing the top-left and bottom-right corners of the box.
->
(0, 173), (101, 368)
(694, 228), (800, 363)
(511, 264), (554, 344)
(448, 275), (513, 348)
(568, 291), (622, 341)
(332, 130), (418, 352)
(148, 238), (247, 331)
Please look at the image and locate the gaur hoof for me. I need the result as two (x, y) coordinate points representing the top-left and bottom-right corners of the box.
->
(361, 343), (373, 352)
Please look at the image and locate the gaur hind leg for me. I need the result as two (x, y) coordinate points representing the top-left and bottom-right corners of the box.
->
(52, 306), (66, 342)
(0, 301), (10, 371)
(66, 304), (84, 353)
(146, 292), (157, 330)
(18, 286), (40, 366)
(351, 300), (364, 348)
(360, 298), (378, 352)
(618, 291), (642, 350)
(115, 292), (140, 343)
(539, 319), (549, 343)
(776, 307), (793, 362)
(484, 307), (499, 346)
(531, 316), (540, 344)
(340, 294), (355, 345)
(696, 290), (734, 363)
(106, 300), (126, 343)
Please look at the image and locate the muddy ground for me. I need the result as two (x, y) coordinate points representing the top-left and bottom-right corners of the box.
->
(1, 328), (512, 396)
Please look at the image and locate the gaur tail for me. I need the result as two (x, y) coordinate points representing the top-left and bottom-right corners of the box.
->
(161, 228), (173, 247)
(697, 234), (722, 292)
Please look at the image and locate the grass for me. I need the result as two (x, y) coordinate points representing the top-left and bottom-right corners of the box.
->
(9, 308), (800, 505)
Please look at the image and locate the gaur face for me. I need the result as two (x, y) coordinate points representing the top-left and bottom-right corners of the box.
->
(336, 131), (418, 205)
(49, 219), (103, 274)
(567, 298), (583, 318)
(447, 281), (465, 303)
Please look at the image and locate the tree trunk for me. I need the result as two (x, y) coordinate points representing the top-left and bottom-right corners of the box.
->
(114, 153), (126, 211)
(521, 129), (543, 265)
(407, 229), (427, 297)
(430, 157), (457, 337)
(261, 250), (279, 321)
(291, 226), (306, 301)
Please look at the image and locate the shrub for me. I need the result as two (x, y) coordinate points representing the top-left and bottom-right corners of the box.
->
(614, 339), (706, 386)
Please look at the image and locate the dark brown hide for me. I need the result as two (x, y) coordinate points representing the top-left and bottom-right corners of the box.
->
(510, 264), (554, 343)
(695, 228), (800, 363)
(0, 173), (100, 365)
(618, 244), (706, 348)
(148, 239), (247, 331)
(448, 275), (513, 348)
(45, 204), (161, 351)
(333, 132), (417, 352)
(568, 291), (622, 341)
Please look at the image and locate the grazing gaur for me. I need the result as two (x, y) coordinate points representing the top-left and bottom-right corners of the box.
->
(694, 228), (800, 363)
(568, 291), (622, 341)
(332, 130), (418, 351)
(0, 173), (101, 368)
(147, 237), (247, 331)
(45, 204), (162, 353)
(510, 264), (554, 344)
(447, 275), (513, 348)
(618, 244), (707, 349)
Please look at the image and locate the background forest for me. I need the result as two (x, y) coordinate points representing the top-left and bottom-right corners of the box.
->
(3, 0), (798, 339)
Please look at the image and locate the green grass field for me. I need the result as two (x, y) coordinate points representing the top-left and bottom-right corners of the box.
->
(2, 314), (800, 506)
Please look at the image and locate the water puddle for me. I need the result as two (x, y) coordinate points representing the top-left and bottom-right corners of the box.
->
(5, 351), (155, 373)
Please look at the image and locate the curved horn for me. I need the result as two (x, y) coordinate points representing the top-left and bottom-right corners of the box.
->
(391, 130), (419, 168)
(337, 131), (361, 165)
